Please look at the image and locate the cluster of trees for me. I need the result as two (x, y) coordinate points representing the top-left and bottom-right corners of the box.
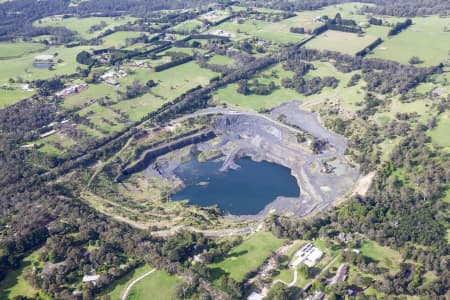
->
(290, 27), (305, 34)
(356, 92), (384, 118)
(237, 79), (277, 95)
(368, 17), (383, 26)
(76, 51), (94, 65)
(355, 37), (383, 57)
(242, 0), (450, 17)
(360, 0), (450, 17)
(0, 0), (216, 39)
(154, 55), (193, 72)
(346, 73), (361, 87)
(285, 48), (442, 95)
(326, 13), (362, 33)
(282, 75), (338, 96)
(117, 79), (149, 100)
(388, 19), (413, 36)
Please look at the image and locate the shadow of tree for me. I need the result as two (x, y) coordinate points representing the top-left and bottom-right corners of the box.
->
(0, 260), (32, 299)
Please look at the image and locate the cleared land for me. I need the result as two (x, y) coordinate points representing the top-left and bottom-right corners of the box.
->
(0, 250), (40, 299)
(368, 16), (450, 66)
(280, 2), (372, 32)
(209, 54), (234, 66)
(0, 45), (95, 84)
(214, 19), (308, 44)
(0, 42), (46, 59)
(359, 240), (403, 273)
(172, 19), (203, 33)
(429, 112), (450, 151)
(0, 88), (33, 109)
(33, 16), (137, 40)
(210, 232), (284, 282)
(306, 30), (379, 55)
(126, 270), (182, 300)
(101, 31), (146, 49)
(213, 63), (302, 110)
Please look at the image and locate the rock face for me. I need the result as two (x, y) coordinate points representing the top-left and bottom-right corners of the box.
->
(144, 101), (359, 218)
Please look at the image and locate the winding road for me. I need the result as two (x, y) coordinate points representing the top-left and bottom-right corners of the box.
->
(273, 269), (298, 287)
(121, 268), (156, 300)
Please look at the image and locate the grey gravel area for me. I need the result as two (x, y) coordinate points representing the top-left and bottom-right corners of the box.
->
(143, 101), (359, 219)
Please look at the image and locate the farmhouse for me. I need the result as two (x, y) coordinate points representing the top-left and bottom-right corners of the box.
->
(330, 264), (348, 285)
(100, 70), (128, 81)
(211, 29), (232, 38)
(247, 291), (264, 300)
(82, 274), (100, 285)
(34, 54), (54, 62)
(290, 243), (323, 268)
(55, 83), (88, 98)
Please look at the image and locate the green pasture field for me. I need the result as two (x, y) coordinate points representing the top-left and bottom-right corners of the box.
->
(305, 61), (363, 112)
(139, 61), (217, 100)
(61, 82), (116, 109)
(33, 16), (138, 40)
(284, 2), (375, 32)
(112, 92), (166, 122)
(306, 62), (367, 112)
(209, 232), (284, 282)
(68, 61), (216, 128)
(429, 112), (450, 150)
(359, 240), (403, 273)
(103, 264), (153, 300)
(0, 250), (41, 299)
(209, 54), (234, 66)
(368, 16), (450, 66)
(374, 97), (435, 126)
(306, 30), (379, 55)
(213, 83), (302, 111)
(213, 61), (360, 111)
(213, 63), (298, 110)
(36, 132), (77, 155)
(77, 102), (127, 134)
(199, 9), (231, 23)
(100, 31), (146, 49)
(126, 270), (182, 300)
(214, 19), (308, 44)
(172, 19), (203, 33)
(0, 45), (96, 85)
(0, 42), (46, 59)
(0, 88), (33, 109)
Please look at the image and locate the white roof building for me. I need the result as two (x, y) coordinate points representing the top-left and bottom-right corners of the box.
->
(34, 54), (54, 61)
(290, 243), (324, 268)
(82, 274), (100, 285)
(247, 291), (264, 300)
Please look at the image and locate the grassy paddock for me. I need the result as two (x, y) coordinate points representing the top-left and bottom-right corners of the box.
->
(368, 16), (450, 66)
(306, 30), (379, 55)
(359, 240), (402, 273)
(0, 251), (41, 299)
(126, 270), (182, 300)
(0, 45), (95, 84)
(0, 88), (33, 109)
(210, 232), (284, 282)
(429, 112), (450, 150)
(33, 16), (137, 40)
(0, 42), (46, 59)
(101, 31), (146, 49)
(103, 264), (152, 299)
(214, 19), (307, 44)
